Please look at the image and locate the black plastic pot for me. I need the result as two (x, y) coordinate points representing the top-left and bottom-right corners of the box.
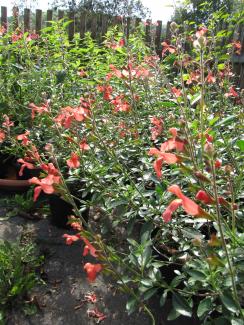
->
(48, 192), (90, 229)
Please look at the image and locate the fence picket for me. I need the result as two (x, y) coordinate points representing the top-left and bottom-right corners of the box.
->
(24, 8), (30, 32)
(36, 9), (42, 33)
(155, 20), (162, 52)
(46, 10), (53, 27)
(13, 6), (19, 30)
(58, 10), (64, 20)
(145, 19), (151, 44)
(68, 10), (75, 41)
(1, 6), (7, 30)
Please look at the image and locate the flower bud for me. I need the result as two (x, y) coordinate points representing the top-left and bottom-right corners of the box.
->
(192, 237), (202, 246)
(170, 22), (178, 33)
(204, 142), (214, 156)
(224, 165), (233, 174)
(44, 143), (53, 152)
(198, 36), (207, 47)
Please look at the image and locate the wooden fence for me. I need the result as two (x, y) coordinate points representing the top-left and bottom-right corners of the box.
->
(0, 6), (243, 88)
(0, 6), (167, 50)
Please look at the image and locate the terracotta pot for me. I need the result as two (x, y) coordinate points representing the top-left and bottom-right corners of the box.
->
(0, 178), (31, 192)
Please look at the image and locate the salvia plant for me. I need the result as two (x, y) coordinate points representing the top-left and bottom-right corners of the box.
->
(0, 8), (243, 324)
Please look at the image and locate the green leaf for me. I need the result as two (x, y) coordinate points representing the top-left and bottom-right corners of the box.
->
(231, 318), (244, 325)
(215, 115), (236, 127)
(172, 293), (192, 317)
(140, 222), (153, 244)
(160, 101), (177, 108)
(126, 297), (138, 315)
(197, 297), (212, 317)
(187, 270), (206, 281)
(167, 307), (180, 321)
(143, 287), (158, 300)
(220, 292), (239, 314)
(160, 291), (168, 307)
(236, 140), (244, 152)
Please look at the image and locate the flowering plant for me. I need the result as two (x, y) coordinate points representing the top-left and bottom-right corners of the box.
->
(0, 11), (243, 324)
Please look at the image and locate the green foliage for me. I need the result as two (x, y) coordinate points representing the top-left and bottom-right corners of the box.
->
(0, 241), (43, 321)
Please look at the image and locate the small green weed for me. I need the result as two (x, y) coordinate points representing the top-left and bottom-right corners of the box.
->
(0, 241), (43, 322)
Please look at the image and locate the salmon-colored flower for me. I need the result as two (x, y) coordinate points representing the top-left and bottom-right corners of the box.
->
(163, 185), (212, 220)
(67, 152), (80, 169)
(150, 117), (163, 140)
(79, 139), (90, 151)
(84, 263), (102, 282)
(161, 41), (176, 55)
(28, 102), (49, 119)
(17, 158), (35, 177)
(149, 128), (184, 178)
(171, 87), (182, 98)
(162, 199), (182, 222)
(16, 131), (31, 146)
(29, 174), (60, 201)
(63, 234), (81, 245)
(2, 115), (14, 128)
(206, 72), (216, 84)
(224, 86), (238, 98)
(41, 163), (59, 176)
(82, 237), (98, 257)
(0, 130), (5, 142)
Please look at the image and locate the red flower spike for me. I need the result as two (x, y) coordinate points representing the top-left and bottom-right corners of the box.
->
(196, 190), (215, 205)
(84, 263), (102, 282)
(162, 199), (182, 222)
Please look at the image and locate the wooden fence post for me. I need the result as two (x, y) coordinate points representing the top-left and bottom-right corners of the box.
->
(126, 17), (131, 39)
(36, 9), (42, 34)
(13, 6), (19, 30)
(24, 8), (30, 32)
(155, 20), (162, 53)
(1, 6), (7, 31)
(101, 13), (108, 36)
(68, 10), (75, 41)
(58, 10), (64, 20)
(145, 19), (151, 44)
(135, 17), (141, 28)
(91, 13), (97, 39)
(46, 9), (53, 27)
(165, 21), (171, 40)
(80, 11), (87, 39)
